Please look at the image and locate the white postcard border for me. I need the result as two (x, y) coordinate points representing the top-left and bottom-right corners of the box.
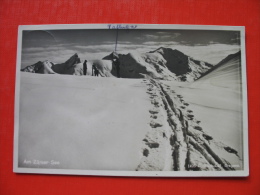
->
(14, 24), (249, 177)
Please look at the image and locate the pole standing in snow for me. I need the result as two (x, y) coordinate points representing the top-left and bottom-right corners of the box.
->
(83, 60), (87, 75)
(113, 58), (120, 78)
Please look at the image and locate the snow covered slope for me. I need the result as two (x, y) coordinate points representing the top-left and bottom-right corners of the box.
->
(196, 51), (242, 90)
(161, 51), (243, 170)
(19, 72), (150, 170)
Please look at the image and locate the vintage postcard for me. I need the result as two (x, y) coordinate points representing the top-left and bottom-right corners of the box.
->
(14, 24), (248, 177)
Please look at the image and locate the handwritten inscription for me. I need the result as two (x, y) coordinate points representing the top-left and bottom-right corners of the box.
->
(108, 24), (137, 29)
(23, 159), (60, 166)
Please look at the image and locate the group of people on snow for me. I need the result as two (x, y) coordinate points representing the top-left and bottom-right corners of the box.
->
(83, 60), (100, 77)
(82, 53), (121, 78)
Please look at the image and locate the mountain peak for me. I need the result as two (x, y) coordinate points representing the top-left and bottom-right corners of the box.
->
(216, 51), (241, 67)
(103, 51), (121, 60)
(64, 53), (81, 67)
(150, 47), (183, 55)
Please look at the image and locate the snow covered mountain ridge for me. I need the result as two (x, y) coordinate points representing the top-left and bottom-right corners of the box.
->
(103, 47), (213, 81)
(21, 53), (81, 75)
(21, 48), (240, 82)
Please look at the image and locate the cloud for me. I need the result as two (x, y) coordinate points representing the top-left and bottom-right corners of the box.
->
(103, 41), (115, 44)
(134, 32), (181, 42)
(209, 41), (220, 44)
(231, 38), (240, 41)
(160, 35), (172, 39)
(116, 42), (240, 65)
(143, 41), (179, 46)
(21, 48), (78, 68)
(144, 33), (180, 40)
(117, 41), (132, 44)
(21, 38), (241, 69)
(145, 35), (160, 39)
(172, 44), (241, 64)
(21, 42), (116, 68)
(156, 32), (172, 35)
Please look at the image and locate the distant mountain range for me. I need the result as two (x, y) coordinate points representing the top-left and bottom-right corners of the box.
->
(21, 47), (240, 82)
(21, 53), (81, 75)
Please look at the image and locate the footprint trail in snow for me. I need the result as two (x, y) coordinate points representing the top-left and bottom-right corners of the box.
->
(137, 79), (242, 171)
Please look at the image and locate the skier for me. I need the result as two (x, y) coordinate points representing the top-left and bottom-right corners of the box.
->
(92, 64), (99, 77)
(83, 60), (87, 75)
(92, 64), (95, 76)
(94, 68), (100, 77)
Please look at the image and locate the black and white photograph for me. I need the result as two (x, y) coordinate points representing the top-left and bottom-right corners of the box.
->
(14, 24), (248, 177)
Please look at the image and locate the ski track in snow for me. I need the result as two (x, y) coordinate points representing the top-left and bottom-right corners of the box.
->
(136, 79), (242, 171)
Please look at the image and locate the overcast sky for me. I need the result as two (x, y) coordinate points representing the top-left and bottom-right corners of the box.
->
(21, 29), (241, 68)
